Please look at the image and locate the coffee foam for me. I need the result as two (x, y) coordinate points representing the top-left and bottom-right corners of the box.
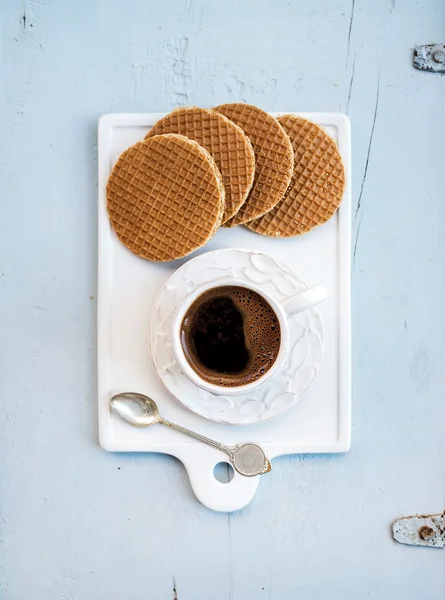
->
(180, 286), (281, 387)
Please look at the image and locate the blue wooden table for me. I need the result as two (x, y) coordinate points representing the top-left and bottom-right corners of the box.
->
(1, 1), (444, 598)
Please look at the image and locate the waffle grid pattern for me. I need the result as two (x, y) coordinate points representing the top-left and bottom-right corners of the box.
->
(106, 134), (224, 261)
(146, 107), (255, 223)
(247, 115), (345, 237)
(215, 103), (294, 226)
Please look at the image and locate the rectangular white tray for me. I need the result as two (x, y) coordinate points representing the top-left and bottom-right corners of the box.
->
(98, 112), (351, 512)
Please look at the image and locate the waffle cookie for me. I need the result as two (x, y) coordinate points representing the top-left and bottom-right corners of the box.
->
(145, 107), (255, 223)
(214, 103), (294, 226)
(247, 115), (345, 237)
(106, 134), (225, 262)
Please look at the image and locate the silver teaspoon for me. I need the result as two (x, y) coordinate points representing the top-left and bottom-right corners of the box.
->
(111, 392), (271, 477)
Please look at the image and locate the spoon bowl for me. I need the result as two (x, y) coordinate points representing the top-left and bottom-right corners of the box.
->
(111, 392), (160, 427)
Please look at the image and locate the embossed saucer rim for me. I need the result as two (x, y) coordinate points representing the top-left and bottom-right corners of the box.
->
(149, 249), (324, 425)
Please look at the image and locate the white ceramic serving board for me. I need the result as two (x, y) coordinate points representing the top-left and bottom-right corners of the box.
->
(98, 112), (351, 512)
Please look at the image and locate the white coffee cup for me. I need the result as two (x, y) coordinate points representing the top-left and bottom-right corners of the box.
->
(171, 278), (326, 396)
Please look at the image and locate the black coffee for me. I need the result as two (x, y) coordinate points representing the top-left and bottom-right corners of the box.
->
(180, 286), (281, 387)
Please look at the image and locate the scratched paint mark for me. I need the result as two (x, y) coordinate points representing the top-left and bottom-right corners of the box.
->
(130, 64), (143, 105)
(353, 212), (363, 265)
(356, 72), (380, 219)
(177, 36), (189, 63)
(171, 92), (189, 105)
(271, 77), (278, 110)
(52, 575), (76, 598)
(228, 511), (234, 600)
(33, 304), (49, 312)
(28, 0), (48, 9)
(226, 73), (246, 101)
(6, 72), (32, 130)
(172, 576), (178, 600)
(379, 234), (395, 249)
(381, 295), (407, 307)
(267, 466), (273, 600)
(346, 0), (355, 68)
(17, 1), (47, 49)
(409, 348), (431, 388)
(347, 52), (356, 114)
(168, 37), (191, 106)
(223, 73), (281, 104)
(390, 0), (396, 13)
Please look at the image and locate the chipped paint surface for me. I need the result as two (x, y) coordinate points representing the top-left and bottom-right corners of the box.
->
(393, 514), (445, 548)
(413, 44), (445, 73)
(1, 0), (445, 598)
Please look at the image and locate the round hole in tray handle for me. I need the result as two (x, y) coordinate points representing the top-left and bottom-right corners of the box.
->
(213, 462), (235, 483)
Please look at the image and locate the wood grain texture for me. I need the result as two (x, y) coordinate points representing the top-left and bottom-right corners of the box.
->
(0, 0), (445, 598)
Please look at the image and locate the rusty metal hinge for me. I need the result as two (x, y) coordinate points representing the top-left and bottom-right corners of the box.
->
(413, 44), (445, 73)
(393, 513), (445, 548)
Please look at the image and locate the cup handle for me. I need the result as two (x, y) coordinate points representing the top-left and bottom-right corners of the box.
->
(282, 285), (327, 317)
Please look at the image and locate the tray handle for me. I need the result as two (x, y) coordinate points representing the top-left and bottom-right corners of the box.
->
(177, 446), (261, 512)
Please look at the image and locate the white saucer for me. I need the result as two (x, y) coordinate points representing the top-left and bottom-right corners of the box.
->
(149, 249), (324, 425)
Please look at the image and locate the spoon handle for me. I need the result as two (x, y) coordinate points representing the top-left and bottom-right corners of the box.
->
(159, 418), (233, 457)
